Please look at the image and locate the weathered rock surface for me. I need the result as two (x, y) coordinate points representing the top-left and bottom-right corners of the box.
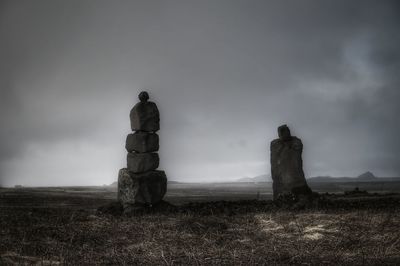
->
(270, 125), (312, 200)
(117, 168), (167, 206)
(127, 152), (159, 173)
(130, 101), (160, 132)
(125, 132), (159, 153)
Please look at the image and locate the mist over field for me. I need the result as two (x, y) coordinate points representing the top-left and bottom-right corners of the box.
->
(1, 0), (400, 186)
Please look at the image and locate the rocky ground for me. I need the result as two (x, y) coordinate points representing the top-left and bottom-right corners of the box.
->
(0, 187), (399, 265)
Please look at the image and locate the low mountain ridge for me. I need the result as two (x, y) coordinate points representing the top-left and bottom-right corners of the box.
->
(307, 171), (400, 182)
(357, 171), (376, 180)
(236, 175), (271, 183)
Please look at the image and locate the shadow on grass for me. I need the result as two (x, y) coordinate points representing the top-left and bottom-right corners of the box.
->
(98, 193), (400, 217)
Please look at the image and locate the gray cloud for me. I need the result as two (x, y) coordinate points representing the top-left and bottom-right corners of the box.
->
(0, 0), (399, 186)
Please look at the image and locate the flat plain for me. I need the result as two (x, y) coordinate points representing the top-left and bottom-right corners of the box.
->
(1, 182), (400, 265)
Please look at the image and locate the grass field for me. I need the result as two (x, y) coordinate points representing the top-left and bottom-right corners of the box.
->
(1, 182), (400, 265)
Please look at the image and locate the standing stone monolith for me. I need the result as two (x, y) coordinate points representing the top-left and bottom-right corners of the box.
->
(118, 91), (167, 210)
(270, 125), (312, 200)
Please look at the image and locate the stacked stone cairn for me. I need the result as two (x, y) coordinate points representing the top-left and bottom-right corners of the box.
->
(118, 91), (167, 211)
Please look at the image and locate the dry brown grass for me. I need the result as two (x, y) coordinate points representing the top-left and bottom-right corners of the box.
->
(0, 189), (400, 265)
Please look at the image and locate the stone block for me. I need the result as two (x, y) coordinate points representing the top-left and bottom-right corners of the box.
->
(127, 152), (159, 173)
(125, 132), (159, 153)
(117, 168), (167, 205)
(130, 101), (160, 132)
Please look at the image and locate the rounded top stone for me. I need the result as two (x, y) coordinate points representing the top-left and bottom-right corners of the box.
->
(278, 124), (291, 141)
(138, 91), (149, 102)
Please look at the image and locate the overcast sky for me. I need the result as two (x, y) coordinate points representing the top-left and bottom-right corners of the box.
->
(0, 0), (399, 186)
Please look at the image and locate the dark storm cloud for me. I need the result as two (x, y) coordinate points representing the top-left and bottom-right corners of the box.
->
(0, 0), (399, 186)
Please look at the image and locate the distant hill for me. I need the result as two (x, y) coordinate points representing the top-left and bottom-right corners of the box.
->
(308, 171), (400, 182)
(168, 180), (181, 184)
(236, 174), (271, 183)
(357, 171), (376, 180)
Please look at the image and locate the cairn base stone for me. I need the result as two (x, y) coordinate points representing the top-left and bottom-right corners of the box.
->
(125, 132), (159, 153)
(270, 132), (312, 200)
(130, 101), (160, 132)
(117, 168), (167, 206)
(127, 152), (159, 173)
